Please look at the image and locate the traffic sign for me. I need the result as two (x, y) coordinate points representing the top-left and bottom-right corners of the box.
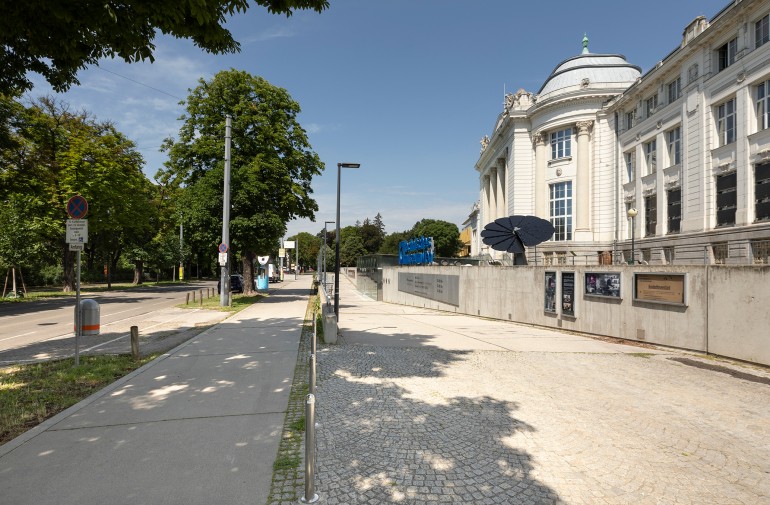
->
(218, 243), (228, 253)
(67, 195), (88, 219)
(257, 256), (269, 265)
(284, 240), (295, 249)
(66, 219), (88, 244)
(69, 243), (84, 251)
(218, 252), (228, 265)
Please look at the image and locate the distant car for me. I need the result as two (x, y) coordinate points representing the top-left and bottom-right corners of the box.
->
(217, 274), (244, 294)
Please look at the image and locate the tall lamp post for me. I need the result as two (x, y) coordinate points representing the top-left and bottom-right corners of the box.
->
(627, 207), (638, 265)
(335, 162), (360, 320)
(323, 220), (335, 294)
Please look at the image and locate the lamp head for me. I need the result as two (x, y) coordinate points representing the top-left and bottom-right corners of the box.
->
(338, 162), (360, 169)
(627, 207), (638, 218)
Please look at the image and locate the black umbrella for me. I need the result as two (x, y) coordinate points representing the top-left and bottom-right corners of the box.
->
(481, 215), (555, 253)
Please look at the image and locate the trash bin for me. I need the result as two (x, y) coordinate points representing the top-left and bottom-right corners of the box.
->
(74, 299), (100, 335)
(257, 275), (269, 291)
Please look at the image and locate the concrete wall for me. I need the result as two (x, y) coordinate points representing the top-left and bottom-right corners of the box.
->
(381, 265), (769, 366)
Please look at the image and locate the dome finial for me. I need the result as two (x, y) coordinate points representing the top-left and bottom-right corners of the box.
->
(582, 33), (589, 54)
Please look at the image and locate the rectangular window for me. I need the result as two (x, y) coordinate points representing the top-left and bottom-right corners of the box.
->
(667, 188), (681, 233)
(645, 195), (657, 236)
(550, 128), (572, 159)
(625, 110), (635, 130)
(717, 99), (736, 146)
(716, 172), (737, 226)
(758, 80), (770, 131)
(668, 77), (681, 103)
(549, 181), (573, 241)
(644, 140), (657, 174)
(756, 161), (770, 221)
(756, 14), (769, 48)
(625, 151), (636, 182)
(718, 38), (737, 71)
(644, 94), (658, 117)
(667, 127), (681, 166)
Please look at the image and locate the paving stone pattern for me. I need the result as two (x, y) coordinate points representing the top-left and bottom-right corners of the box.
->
(311, 346), (770, 504)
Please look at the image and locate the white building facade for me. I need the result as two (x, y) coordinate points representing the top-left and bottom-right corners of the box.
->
(474, 0), (770, 265)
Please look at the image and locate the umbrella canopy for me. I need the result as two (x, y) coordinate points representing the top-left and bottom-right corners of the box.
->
(481, 215), (555, 253)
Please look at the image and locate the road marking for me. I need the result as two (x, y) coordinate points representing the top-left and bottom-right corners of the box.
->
(0, 331), (37, 343)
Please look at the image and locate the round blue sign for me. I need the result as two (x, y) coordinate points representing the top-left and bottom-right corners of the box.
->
(218, 243), (228, 253)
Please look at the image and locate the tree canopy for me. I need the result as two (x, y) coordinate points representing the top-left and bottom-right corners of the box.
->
(161, 69), (323, 292)
(0, 0), (330, 94)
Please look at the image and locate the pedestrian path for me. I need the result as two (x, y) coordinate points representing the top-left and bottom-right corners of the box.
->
(0, 276), (313, 505)
(306, 274), (770, 505)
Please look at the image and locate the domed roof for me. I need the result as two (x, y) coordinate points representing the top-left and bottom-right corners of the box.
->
(538, 51), (641, 99)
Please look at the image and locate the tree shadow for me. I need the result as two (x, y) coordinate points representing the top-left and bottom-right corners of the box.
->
(314, 343), (562, 503)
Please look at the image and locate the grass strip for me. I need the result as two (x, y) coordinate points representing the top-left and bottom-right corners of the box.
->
(177, 292), (265, 313)
(266, 294), (318, 505)
(0, 354), (159, 445)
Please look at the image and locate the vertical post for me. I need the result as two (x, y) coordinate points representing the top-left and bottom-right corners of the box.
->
(295, 236), (299, 280)
(334, 164), (341, 320)
(300, 394), (319, 504)
(220, 115), (232, 307)
(179, 214), (184, 281)
(130, 326), (140, 360)
(75, 250), (81, 366)
(186, 293), (190, 305)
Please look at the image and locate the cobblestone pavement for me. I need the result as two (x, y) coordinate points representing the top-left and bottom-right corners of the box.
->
(311, 345), (770, 504)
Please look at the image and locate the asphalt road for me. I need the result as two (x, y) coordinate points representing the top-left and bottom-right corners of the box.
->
(0, 281), (220, 365)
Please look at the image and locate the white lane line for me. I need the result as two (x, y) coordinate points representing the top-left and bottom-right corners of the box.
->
(0, 331), (37, 343)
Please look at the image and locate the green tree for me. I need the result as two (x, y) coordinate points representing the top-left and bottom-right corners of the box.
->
(339, 233), (365, 267)
(410, 219), (462, 258)
(359, 217), (384, 254)
(0, 1), (330, 94)
(161, 70), (324, 293)
(0, 96), (153, 290)
(378, 231), (407, 255)
(287, 232), (321, 271)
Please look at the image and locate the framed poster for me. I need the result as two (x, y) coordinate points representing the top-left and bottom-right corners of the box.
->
(584, 272), (621, 298)
(561, 272), (575, 316)
(544, 271), (557, 313)
(634, 273), (687, 306)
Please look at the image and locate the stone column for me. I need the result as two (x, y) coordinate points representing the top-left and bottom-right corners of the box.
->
(574, 121), (593, 241)
(534, 133), (546, 218)
(489, 166), (498, 223)
(482, 174), (491, 228)
(496, 160), (506, 219)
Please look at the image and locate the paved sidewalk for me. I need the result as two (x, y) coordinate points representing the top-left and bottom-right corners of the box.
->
(0, 276), (313, 505)
(310, 275), (770, 504)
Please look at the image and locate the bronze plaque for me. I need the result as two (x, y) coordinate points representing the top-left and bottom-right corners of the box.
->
(635, 274), (686, 305)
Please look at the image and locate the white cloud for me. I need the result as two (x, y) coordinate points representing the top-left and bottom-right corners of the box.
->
(241, 26), (297, 44)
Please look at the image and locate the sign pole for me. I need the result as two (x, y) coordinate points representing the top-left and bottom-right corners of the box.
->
(295, 239), (299, 280)
(75, 250), (81, 366)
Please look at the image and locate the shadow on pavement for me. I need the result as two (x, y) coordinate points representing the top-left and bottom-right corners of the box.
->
(314, 342), (561, 503)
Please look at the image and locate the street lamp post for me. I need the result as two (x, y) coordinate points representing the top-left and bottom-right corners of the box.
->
(323, 220), (335, 294)
(335, 162), (360, 320)
(627, 207), (638, 265)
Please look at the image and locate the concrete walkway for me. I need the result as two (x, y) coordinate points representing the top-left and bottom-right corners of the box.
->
(309, 275), (770, 504)
(0, 276), (313, 505)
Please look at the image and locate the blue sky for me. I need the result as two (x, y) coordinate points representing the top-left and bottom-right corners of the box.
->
(28, 0), (729, 240)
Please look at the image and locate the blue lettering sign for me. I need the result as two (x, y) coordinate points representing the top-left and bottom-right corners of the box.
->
(398, 236), (435, 265)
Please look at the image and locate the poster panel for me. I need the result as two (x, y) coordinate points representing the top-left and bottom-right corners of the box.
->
(561, 272), (575, 316)
(634, 273), (687, 305)
(584, 272), (621, 298)
(544, 271), (557, 312)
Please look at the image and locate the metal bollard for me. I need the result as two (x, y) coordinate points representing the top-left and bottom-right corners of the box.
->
(200, 289), (203, 303)
(186, 293), (190, 305)
(192, 290), (196, 303)
(300, 394), (319, 504)
(312, 310), (317, 356)
(309, 353), (316, 397)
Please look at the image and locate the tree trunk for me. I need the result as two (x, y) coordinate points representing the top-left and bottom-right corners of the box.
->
(242, 251), (255, 295)
(133, 259), (144, 284)
(63, 246), (75, 292)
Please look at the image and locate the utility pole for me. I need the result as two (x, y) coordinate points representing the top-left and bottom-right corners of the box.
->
(220, 115), (232, 306)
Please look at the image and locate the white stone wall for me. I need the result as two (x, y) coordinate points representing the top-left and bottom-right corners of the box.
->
(381, 265), (770, 366)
